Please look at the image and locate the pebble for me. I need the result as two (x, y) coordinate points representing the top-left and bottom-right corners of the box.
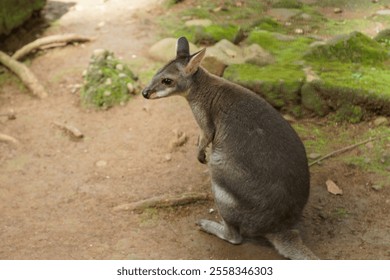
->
(295, 28), (304, 34)
(373, 116), (388, 127)
(164, 153), (172, 162)
(116, 64), (124, 71)
(308, 153), (321, 160)
(127, 83), (135, 94)
(334, 8), (343, 14)
(95, 160), (107, 167)
(103, 90), (111, 96)
(209, 208), (215, 214)
(371, 184), (383, 191)
(105, 78), (112, 85)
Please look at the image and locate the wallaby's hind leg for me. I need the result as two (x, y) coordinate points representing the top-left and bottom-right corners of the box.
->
(266, 229), (319, 260)
(198, 219), (243, 245)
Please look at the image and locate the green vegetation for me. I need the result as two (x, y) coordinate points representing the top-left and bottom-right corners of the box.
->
(80, 50), (138, 109)
(224, 63), (304, 108)
(174, 24), (240, 44)
(305, 32), (389, 65)
(343, 126), (390, 186)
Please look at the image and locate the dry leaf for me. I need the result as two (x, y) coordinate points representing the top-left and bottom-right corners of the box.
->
(326, 179), (343, 195)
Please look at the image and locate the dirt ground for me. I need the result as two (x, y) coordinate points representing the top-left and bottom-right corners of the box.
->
(0, 0), (389, 260)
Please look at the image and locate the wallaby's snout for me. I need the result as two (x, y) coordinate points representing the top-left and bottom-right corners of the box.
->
(142, 87), (152, 99)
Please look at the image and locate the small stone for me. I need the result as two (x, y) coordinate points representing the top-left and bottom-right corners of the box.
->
(164, 153), (172, 162)
(209, 208), (215, 214)
(295, 28), (304, 34)
(308, 153), (321, 160)
(127, 83), (135, 94)
(334, 8), (343, 14)
(373, 116), (388, 127)
(371, 184), (383, 191)
(185, 19), (212, 27)
(95, 160), (107, 167)
(82, 70), (87, 77)
(92, 48), (106, 58)
(118, 73), (127, 78)
(376, 9), (390, 15)
(97, 21), (105, 29)
(103, 91), (111, 96)
(116, 64), (124, 71)
(365, 142), (374, 149)
(105, 78), (112, 85)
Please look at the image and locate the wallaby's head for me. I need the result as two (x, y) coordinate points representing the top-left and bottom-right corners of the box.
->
(142, 37), (206, 99)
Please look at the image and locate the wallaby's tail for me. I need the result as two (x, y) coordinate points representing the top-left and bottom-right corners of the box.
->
(266, 229), (319, 260)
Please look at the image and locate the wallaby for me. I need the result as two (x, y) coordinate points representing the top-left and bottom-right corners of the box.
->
(142, 37), (318, 260)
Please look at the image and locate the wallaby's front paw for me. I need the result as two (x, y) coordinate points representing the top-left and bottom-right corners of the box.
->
(197, 150), (207, 164)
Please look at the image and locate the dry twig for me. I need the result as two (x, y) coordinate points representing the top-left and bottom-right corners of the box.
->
(53, 121), (84, 139)
(309, 137), (381, 167)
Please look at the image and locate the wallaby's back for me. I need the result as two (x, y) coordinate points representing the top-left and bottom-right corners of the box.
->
(142, 37), (317, 259)
(189, 68), (310, 236)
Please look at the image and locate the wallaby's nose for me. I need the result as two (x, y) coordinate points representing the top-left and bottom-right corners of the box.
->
(142, 88), (151, 99)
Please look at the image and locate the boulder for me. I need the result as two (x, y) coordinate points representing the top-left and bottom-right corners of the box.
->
(205, 39), (274, 66)
(148, 38), (199, 62)
(305, 31), (388, 65)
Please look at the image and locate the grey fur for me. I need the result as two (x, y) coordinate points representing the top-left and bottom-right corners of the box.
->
(142, 37), (318, 260)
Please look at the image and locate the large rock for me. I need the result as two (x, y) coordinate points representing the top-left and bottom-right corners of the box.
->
(148, 38), (199, 62)
(205, 39), (274, 66)
(305, 31), (389, 65)
(0, 0), (46, 35)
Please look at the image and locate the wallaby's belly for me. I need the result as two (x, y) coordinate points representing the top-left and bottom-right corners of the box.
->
(208, 99), (310, 235)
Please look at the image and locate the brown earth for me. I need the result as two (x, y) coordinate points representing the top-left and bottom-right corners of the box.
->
(0, 0), (389, 260)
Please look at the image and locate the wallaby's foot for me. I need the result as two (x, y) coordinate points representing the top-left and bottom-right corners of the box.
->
(266, 229), (319, 260)
(198, 219), (243, 245)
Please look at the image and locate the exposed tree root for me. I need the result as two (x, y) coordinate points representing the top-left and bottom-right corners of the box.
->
(0, 51), (48, 98)
(113, 192), (211, 213)
(0, 133), (19, 145)
(12, 33), (93, 61)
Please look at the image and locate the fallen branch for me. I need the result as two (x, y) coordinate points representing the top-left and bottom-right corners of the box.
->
(308, 137), (380, 167)
(12, 33), (93, 61)
(0, 51), (48, 98)
(0, 133), (19, 145)
(53, 121), (84, 139)
(113, 192), (211, 213)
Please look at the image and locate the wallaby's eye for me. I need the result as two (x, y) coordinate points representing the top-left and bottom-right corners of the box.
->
(162, 78), (173, 86)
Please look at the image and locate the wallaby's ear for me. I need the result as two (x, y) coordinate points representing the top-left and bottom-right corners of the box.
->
(176, 37), (190, 58)
(185, 48), (206, 75)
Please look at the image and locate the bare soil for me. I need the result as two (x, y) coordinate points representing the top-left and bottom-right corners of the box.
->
(0, 0), (389, 260)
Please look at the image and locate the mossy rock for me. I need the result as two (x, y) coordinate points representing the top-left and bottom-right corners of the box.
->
(223, 63), (304, 109)
(305, 31), (389, 65)
(374, 28), (390, 48)
(333, 104), (364, 124)
(174, 24), (240, 44)
(301, 83), (330, 117)
(247, 30), (313, 63)
(270, 0), (303, 9)
(80, 50), (138, 109)
(0, 0), (46, 35)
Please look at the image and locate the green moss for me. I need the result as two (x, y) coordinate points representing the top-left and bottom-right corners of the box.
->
(80, 50), (137, 109)
(0, 0), (46, 35)
(301, 83), (329, 116)
(271, 0), (303, 9)
(333, 104), (364, 123)
(311, 62), (390, 102)
(247, 30), (313, 63)
(305, 31), (389, 65)
(252, 17), (284, 33)
(343, 126), (390, 186)
(321, 19), (376, 36)
(293, 123), (329, 154)
(174, 24), (240, 44)
(224, 63), (304, 108)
